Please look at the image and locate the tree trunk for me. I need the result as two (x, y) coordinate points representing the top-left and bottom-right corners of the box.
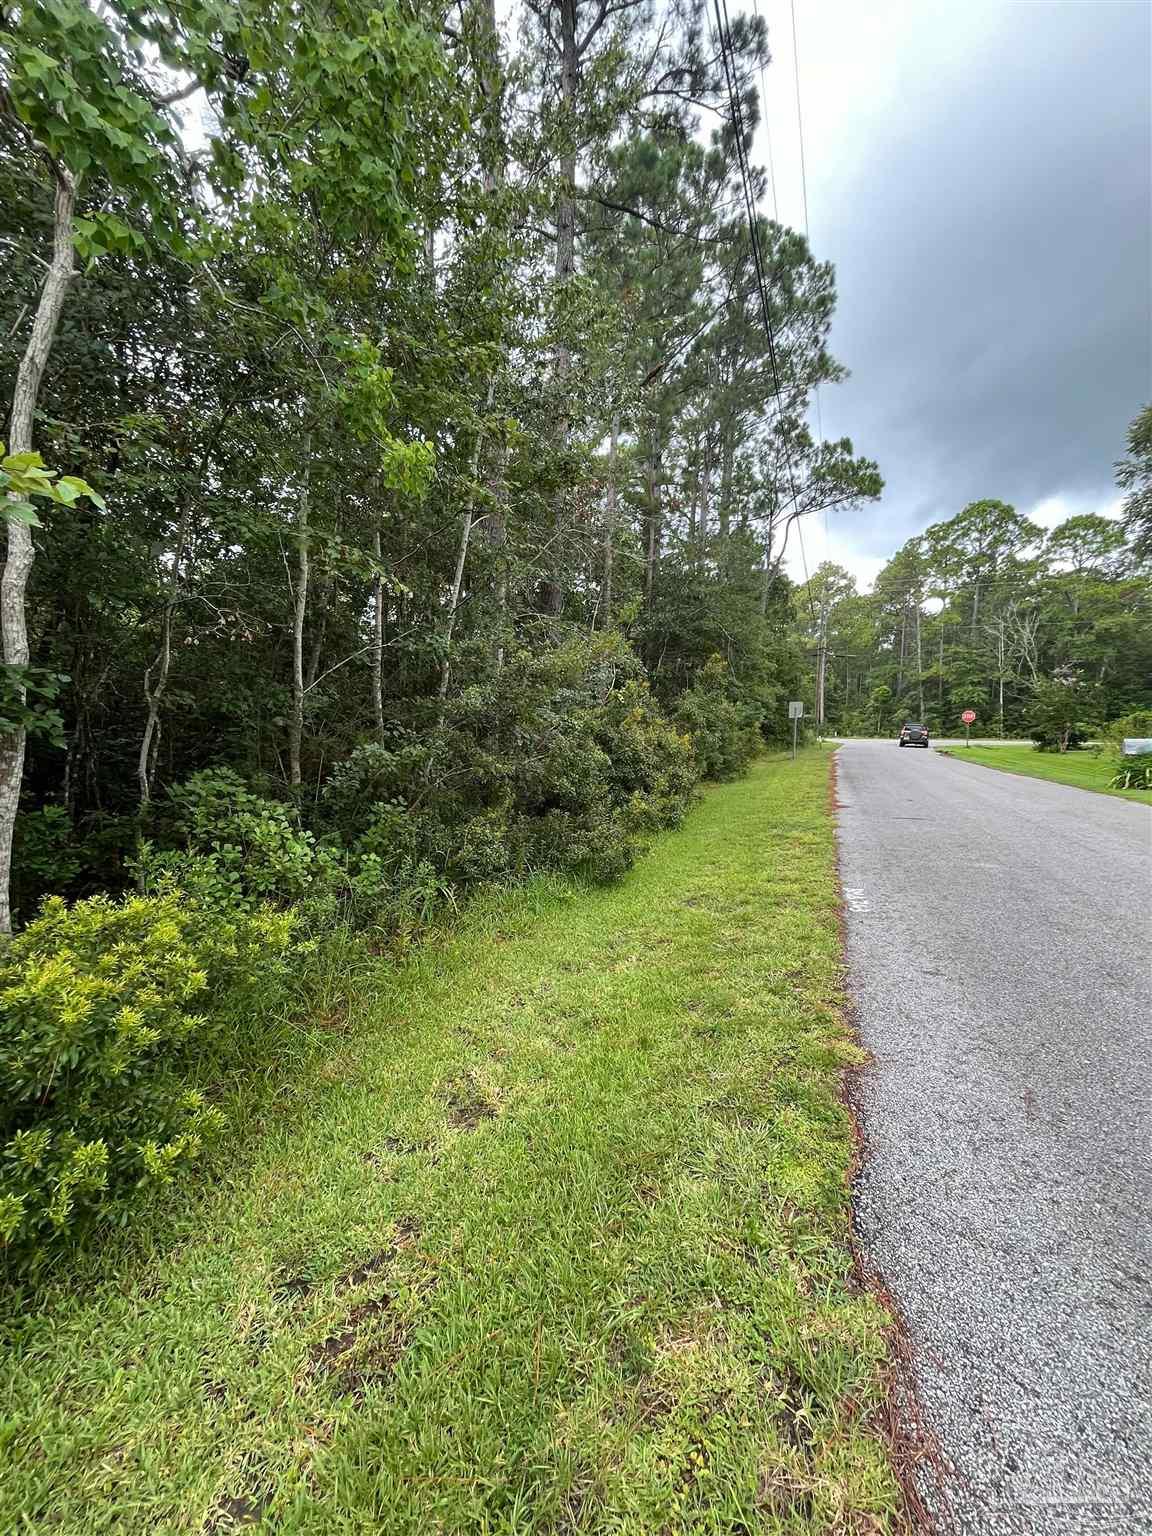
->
(137, 500), (193, 807)
(305, 572), (330, 692)
(540, 0), (578, 617)
(698, 435), (711, 568)
(644, 424), (662, 606)
(0, 167), (76, 934)
(718, 423), (734, 573)
(915, 599), (924, 719)
(440, 376), (497, 700)
(371, 526), (385, 743)
(601, 410), (619, 627)
(472, 0), (510, 666)
(487, 451), (509, 672)
(439, 503), (475, 701)
(288, 445), (311, 791)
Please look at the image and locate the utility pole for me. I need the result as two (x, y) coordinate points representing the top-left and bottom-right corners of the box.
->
(815, 591), (829, 727)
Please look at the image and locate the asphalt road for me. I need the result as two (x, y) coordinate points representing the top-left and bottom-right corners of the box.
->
(836, 742), (1152, 1536)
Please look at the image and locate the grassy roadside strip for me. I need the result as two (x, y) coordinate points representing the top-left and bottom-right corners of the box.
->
(0, 751), (904, 1536)
(938, 744), (1152, 803)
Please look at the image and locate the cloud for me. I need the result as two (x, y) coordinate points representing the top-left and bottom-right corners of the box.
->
(763, 0), (1151, 590)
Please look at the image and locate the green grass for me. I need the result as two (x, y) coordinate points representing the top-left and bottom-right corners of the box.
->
(943, 743), (1152, 803)
(0, 753), (902, 1535)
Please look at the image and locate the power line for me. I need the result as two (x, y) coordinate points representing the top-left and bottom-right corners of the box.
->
(710, 0), (816, 619)
(785, 0), (827, 573)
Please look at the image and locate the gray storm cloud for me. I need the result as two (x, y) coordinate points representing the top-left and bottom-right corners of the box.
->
(800, 0), (1151, 568)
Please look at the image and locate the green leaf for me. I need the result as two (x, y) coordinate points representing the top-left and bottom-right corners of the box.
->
(4, 500), (44, 528)
(56, 475), (105, 508)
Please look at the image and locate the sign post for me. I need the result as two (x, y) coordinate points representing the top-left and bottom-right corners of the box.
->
(961, 708), (976, 746)
(788, 700), (804, 761)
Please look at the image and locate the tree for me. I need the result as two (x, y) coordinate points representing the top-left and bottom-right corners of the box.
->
(1117, 404), (1152, 562)
(1, 0), (196, 932)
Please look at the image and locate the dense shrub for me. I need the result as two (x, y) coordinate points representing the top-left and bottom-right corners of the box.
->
(1101, 709), (1152, 754)
(0, 891), (295, 1261)
(1101, 710), (1152, 788)
(138, 767), (349, 923)
(1110, 753), (1152, 790)
(321, 636), (698, 889)
(674, 657), (763, 780)
(1027, 668), (1101, 752)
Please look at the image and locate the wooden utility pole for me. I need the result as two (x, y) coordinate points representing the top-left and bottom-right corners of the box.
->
(815, 588), (830, 727)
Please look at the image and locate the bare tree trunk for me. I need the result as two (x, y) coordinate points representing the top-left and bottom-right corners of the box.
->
(996, 629), (1005, 737)
(371, 526), (385, 743)
(0, 167), (76, 934)
(305, 572), (330, 692)
(718, 423), (734, 573)
(440, 504), (475, 701)
(915, 598), (924, 719)
(487, 454), (509, 672)
(938, 614), (945, 703)
(288, 444), (311, 790)
(440, 377), (497, 700)
(698, 435), (711, 569)
(643, 424), (662, 606)
(540, 0), (578, 616)
(601, 410), (619, 627)
(759, 509), (777, 619)
(138, 501), (193, 807)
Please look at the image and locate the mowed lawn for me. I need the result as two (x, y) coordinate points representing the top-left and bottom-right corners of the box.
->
(945, 743), (1152, 803)
(0, 752), (903, 1536)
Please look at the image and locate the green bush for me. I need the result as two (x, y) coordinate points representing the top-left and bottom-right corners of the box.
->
(1101, 709), (1152, 754)
(1110, 752), (1152, 790)
(322, 636), (698, 892)
(139, 767), (349, 923)
(0, 890), (295, 1262)
(1102, 711), (1152, 788)
(674, 657), (762, 780)
(1027, 669), (1100, 751)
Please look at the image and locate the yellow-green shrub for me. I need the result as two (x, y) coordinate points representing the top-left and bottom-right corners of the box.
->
(0, 891), (294, 1261)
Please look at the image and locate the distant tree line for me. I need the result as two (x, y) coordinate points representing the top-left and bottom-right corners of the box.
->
(793, 472), (1151, 743)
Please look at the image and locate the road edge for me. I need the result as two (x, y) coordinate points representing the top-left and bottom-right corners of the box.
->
(827, 747), (953, 1536)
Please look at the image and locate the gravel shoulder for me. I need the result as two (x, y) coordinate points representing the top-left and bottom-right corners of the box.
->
(836, 741), (1152, 1536)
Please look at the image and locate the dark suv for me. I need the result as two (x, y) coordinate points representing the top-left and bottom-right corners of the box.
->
(898, 722), (930, 748)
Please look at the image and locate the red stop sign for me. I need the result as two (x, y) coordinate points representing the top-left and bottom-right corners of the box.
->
(961, 709), (976, 724)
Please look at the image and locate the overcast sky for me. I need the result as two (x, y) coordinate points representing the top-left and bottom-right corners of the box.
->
(749, 0), (1151, 590)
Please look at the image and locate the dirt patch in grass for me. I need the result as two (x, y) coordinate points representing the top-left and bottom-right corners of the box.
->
(205, 1493), (270, 1531)
(308, 1295), (410, 1399)
(756, 1465), (817, 1523)
(336, 1219), (421, 1291)
(444, 1073), (499, 1128)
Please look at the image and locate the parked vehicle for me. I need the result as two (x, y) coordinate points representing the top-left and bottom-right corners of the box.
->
(899, 722), (930, 747)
